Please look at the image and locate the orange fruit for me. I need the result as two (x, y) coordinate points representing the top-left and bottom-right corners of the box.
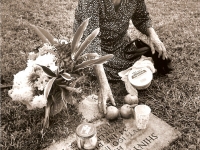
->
(124, 94), (138, 105)
(120, 104), (133, 119)
(106, 106), (119, 120)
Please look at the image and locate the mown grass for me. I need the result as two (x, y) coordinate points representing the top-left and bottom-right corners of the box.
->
(1, 0), (200, 150)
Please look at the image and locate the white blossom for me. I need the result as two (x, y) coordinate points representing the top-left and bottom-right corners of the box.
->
(30, 95), (47, 109)
(49, 63), (58, 72)
(34, 73), (50, 91)
(8, 43), (60, 110)
(35, 53), (56, 68)
(8, 86), (34, 109)
(13, 70), (30, 88)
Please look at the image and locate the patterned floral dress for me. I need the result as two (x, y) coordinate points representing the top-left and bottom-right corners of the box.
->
(73, 0), (152, 80)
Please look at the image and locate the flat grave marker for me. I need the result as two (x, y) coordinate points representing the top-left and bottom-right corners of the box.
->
(45, 113), (181, 150)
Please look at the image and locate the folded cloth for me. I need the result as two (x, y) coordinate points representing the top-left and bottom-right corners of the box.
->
(132, 55), (156, 73)
(118, 55), (156, 77)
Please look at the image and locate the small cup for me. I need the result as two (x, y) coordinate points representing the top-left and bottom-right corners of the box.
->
(135, 105), (151, 129)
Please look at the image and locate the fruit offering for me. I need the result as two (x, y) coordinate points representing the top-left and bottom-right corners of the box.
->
(124, 94), (139, 105)
(120, 104), (133, 119)
(106, 106), (120, 120)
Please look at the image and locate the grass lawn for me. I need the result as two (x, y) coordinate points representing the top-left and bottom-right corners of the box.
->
(1, 0), (199, 149)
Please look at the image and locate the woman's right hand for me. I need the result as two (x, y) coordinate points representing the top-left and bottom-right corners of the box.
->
(94, 64), (116, 115)
(98, 84), (116, 115)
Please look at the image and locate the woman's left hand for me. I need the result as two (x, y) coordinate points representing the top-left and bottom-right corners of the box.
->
(148, 34), (167, 60)
(147, 28), (168, 60)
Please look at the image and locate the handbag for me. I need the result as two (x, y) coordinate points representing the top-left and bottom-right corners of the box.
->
(124, 39), (173, 75)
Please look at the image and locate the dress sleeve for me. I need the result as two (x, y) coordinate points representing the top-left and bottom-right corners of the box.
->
(73, 0), (102, 55)
(131, 0), (152, 35)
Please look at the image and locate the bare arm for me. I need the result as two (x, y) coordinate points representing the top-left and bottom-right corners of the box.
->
(147, 27), (167, 60)
(131, 0), (167, 60)
(94, 64), (116, 114)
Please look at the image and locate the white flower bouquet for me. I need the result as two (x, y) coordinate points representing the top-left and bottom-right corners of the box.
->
(8, 18), (113, 128)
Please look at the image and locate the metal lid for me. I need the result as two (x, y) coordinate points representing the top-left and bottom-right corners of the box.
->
(76, 123), (96, 138)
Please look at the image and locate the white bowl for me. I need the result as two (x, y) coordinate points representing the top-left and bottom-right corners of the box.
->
(128, 68), (153, 90)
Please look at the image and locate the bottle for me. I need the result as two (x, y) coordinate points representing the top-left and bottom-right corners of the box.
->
(76, 123), (97, 149)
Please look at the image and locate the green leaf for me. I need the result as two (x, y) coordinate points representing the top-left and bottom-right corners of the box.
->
(43, 100), (51, 128)
(60, 87), (76, 105)
(44, 77), (57, 100)
(74, 54), (114, 70)
(50, 92), (64, 116)
(60, 72), (72, 81)
(38, 65), (56, 77)
(37, 26), (57, 45)
(59, 85), (82, 93)
(29, 24), (50, 44)
(60, 88), (68, 109)
(93, 54), (114, 64)
(70, 75), (86, 87)
(73, 28), (100, 61)
(80, 53), (99, 60)
(71, 18), (90, 55)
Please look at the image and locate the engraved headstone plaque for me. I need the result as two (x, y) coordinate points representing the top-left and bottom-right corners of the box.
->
(45, 114), (181, 150)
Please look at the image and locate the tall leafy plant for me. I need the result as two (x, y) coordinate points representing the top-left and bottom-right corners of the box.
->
(30, 18), (113, 128)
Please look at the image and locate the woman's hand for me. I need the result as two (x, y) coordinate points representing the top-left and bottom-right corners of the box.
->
(94, 64), (116, 114)
(98, 83), (115, 114)
(147, 28), (168, 60)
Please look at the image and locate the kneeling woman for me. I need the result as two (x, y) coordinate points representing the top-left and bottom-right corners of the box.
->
(73, 0), (172, 114)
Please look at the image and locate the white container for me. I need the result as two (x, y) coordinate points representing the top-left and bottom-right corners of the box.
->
(135, 105), (151, 129)
(128, 68), (153, 90)
(76, 123), (97, 149)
